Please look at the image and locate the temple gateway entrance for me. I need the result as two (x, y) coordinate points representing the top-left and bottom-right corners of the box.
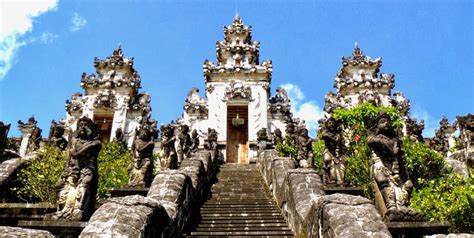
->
(226, 105), (248, 163)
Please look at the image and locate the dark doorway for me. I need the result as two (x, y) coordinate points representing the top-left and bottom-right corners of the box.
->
(226, 105), (248, 163)
(93, 115), (114, 142)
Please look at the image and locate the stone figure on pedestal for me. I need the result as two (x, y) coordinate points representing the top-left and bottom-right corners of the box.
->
(127, 124), (155, 188)
(204, 128), (218, 160)
(48, 120), (68, 150)
(176, 124), (192, 165)
(160, 124), (177, 169)
(272, 128), (283, 147)
(47, 117), (101, 221)
(321, 117), (346, 186)
(256, 128), (271, 155)
(27, 127), (42, 154)
(367, 112), (424, 221)
(189, 129), (200, 155)
(296, 128), (313, 168)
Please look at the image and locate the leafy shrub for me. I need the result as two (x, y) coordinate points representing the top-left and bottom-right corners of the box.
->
(312, 140), (324, 174)
(276, 136), (297, 159)
(97, 142), (130, 202)
(410, 174), (474, 233)
(13, 146), (67, 203)
(403, 137), (447, 189)
(343, 142), (373, 198)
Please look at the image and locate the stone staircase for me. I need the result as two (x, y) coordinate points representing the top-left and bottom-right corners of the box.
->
(187, 164), (294, 237)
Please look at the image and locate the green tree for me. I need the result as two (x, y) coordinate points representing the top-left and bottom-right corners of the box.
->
(97, 142), (130, 202)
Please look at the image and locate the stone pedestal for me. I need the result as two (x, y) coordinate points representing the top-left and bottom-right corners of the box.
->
(17, 220), (87, 238)
(386, 221), (451, 238)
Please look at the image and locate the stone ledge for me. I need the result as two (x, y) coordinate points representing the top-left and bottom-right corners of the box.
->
(109, 187), (149, 197)
(18, 220), (86, 237)
(387, 221), (451, 238)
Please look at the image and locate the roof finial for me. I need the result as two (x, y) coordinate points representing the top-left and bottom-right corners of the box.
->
(353, 42), (364, 60)
(113, 43), (123, 57)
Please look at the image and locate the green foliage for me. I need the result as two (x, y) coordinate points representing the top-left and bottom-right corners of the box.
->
(312, 140), (324, 174)
(276, 136), (297, 159)
(344, 142), (373, 198)
(333, 102), (402, 129)
(97, 141), (130, 202)
(13, 146), (67, 203)
(410, 174), (474, 233)
(402, 137), (447, 189)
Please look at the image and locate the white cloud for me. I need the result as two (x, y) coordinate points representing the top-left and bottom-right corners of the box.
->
(411, 105), (438, 138)
(38, 31), (58, 44)
(281, 83), (324, 136)
(0, 0), (59, 80)
(70, 12), (87, 32)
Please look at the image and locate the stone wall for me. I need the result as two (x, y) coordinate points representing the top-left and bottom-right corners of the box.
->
(0, 226), (54, 237)
(257, 150), (392, 238)
(80, 149), (218, 237)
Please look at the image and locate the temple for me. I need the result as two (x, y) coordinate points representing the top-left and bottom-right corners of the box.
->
(181, 14), (292, 163)
(63, 45), (153, 147)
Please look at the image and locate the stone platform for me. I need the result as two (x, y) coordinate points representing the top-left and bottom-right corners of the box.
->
(324, 186), (365, 197)
(387, 221), (451, 238)
(0, 203), (56, 226)
(109, 187), (149, 197)
(17, 220), (87, 238)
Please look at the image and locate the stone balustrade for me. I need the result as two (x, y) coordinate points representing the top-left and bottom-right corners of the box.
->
(79, 149), (218, 237)
(257, 149), (391, 238)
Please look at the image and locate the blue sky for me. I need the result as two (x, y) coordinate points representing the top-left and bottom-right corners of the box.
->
(0, 0), (473, 137)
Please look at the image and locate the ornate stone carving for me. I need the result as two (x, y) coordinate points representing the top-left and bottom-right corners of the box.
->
(189, 129), (200, 155)
(93, 90), (117, 109)
(18, 116), (42, 154)
(159, 124), (177, 169)
(224, 81), (252, 101)
(405, 118), (425, 143)
(358, 90), (382, 106)
(0, 122), (20, 161)
(392, 91), (410, 116)
(367, 112), (424, 221)
(130, 92), (151, 114)
(430, 117), (455, 155)
(48, 120), (68, 150)
(272, 128), (283, 147)
(321, 117), (346, 185)
(65, 92), (84, 114)
(128, 124), (155, 188)
(176, 124), (192, 165)
(256, 128), (271, 154)
(457, 113), (474, 151)
(48, 117), (101, 221)
(184, 88), (208, 118)
(204, 128), (218, 160)
(296, 128), (313, 168)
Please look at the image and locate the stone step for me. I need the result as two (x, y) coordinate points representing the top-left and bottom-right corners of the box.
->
(199, 218), (287, 224)
(200, 209), (281, 214)
(201, 212), (283, 218)
(189, 230), (294, 236)
(195, 226), (292, 232)
(200, 216), (285, 221)
(202, 204), (279, 209)
(197, 222), (290, 228)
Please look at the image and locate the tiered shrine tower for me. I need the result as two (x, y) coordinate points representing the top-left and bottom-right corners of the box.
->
(64, 45), (153, 147)
(182, 15), (290, 163)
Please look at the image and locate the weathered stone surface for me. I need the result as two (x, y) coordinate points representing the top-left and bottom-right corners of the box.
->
(0, 158), (23, 188)
(427, 234), (474, 238)
(271, 157), (295, 206)
(284, 168), (324, 237)
(179, 159), (205, 199)
(258, 149), (279, 186)
(321, 193), (391, 238)
(0, 226), (54, 237)
(445, 158), (470, 177)
(195, 150), (215, 183)
(80, 195), (165, 238)
(147, 170), (193, 236)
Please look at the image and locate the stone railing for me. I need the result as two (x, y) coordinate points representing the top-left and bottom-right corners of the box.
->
(80, 149), (218, 237)
(257, 149), (391, 238)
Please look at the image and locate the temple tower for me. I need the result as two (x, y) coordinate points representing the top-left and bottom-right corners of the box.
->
(64, 45), (153, 147)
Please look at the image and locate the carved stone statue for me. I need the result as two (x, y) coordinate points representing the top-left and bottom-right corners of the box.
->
(48, 120), (68, 150)
(0, 122), (20, 161)
(269, 87), (290, 104)
(405, 118), (425, 143)
(204, 128), (218, 160)
(367, 112), (424, 221)
(27, 126), (42, 154)
(160, 124), (177, 169)
(113, 128), (125, 147)
(48, 117), (101, 221)
(457, 113), (474, 151)
(321, 117), (346, 185)
(296, 128), (313, 168)
(272, 128), (283, 147)
(128, 124), (155, 188)
(189, 129), (200, 155)
(176, 124), (192, 165)
(257, 128), (271, 154)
